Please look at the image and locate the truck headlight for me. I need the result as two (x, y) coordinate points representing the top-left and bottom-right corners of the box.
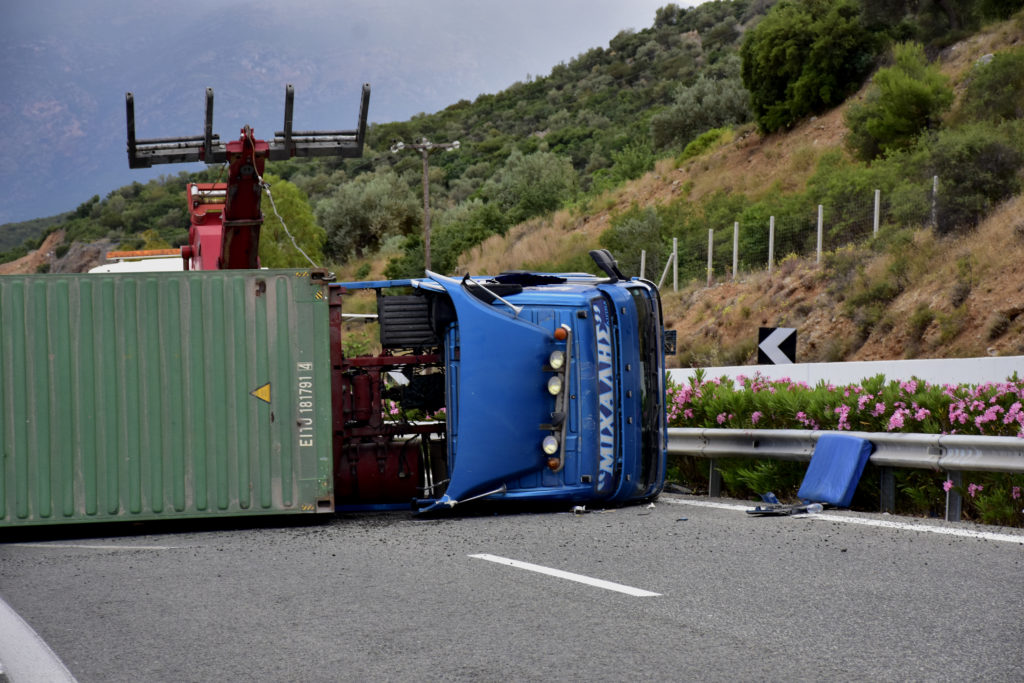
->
(548, 350), (565, 371)
(542, 435), (559, 455)
(547, 375), (563, 395)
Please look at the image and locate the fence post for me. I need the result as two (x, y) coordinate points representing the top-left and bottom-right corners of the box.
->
(639, 250), (646, 280)
(873, 189), (880, 237)
(706, 229), (713, 286)
(931, 175), (938, 228)
(657, 248), (674, 290)
(767, 216), (775, 275)
(732, 221), (739, 281)
(816, 204), (823, 265)
(673, 237), (678, 292)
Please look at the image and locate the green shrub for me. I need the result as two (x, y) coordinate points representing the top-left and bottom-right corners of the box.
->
(599, 206), (664, 278)
(845, 42), (953, 161)
(959, 47), (1024, 124)
(481, 149), (577, 224)
(651, 70), (750, 149)
(928, 124), (1023, 234)
(679, 127), (729, 161)
(740, 0), (877, 132)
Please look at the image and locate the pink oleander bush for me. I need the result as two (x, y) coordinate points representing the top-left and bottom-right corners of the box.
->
(666, 370), (1024, 526)
(667, 370), (1024, 437)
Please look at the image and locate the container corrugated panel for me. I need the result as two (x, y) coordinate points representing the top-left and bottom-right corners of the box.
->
(0, 270), (334, 526)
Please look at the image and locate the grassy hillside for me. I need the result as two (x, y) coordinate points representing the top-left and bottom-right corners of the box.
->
(3, 2), (1023, 367)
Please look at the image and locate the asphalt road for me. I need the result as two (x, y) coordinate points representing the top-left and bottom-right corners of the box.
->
(1, 494), (1022, 682)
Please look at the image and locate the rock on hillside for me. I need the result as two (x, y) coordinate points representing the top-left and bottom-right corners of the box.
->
(0, 233), (115, 275)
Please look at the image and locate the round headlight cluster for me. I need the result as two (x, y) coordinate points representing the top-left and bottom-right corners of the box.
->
(547, 375), (563, 396)
(548, 350), (566, 371)
(542, 435), (559, 455)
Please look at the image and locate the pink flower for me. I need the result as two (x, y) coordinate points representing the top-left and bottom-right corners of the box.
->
(872, 402), (886, 417)
(1012, 486), (1021, 500)
(751, 411), (762, 425)
(942, 479), (954, 492)
(716, 412), (728, 425)
(887, 411), (906, 431)
(968, 483), (984, 498)
(834, 404), (851, 431)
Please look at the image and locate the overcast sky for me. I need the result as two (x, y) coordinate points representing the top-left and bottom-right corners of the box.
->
(0, 0), (694, 224)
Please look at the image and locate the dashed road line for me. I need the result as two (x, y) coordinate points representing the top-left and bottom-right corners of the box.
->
(470, 553), (661, 596)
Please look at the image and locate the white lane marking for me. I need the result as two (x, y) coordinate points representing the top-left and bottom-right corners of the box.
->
(663, 498), (1024, 545)
(664, 499), (750, 512)
(0, 595), (77, 682)
(804, 512), (1024, 544)
(470, 553), (661, 597)
(9, 543), (178, 551)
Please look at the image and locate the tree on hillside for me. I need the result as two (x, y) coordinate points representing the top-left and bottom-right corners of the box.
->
(316, 170), (420, 263)
(959, 47), (1024, 124)
(258, 174), (326, 268)
(740, 0), (877, 133)
(860, 0), (1024, 46)
(650, 57), (751, 149)
(481, 150), (577, 224)
(844, 42), (953, 161)
(927, 124), (1023, 234)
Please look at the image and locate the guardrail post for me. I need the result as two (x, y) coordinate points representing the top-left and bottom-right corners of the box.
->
(709, 459), (723, 497)
(944, 471), (963, 522)
(879, 467), (895, 513)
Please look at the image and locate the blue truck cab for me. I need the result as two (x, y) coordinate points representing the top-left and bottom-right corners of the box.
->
(329, 250), (668, 514)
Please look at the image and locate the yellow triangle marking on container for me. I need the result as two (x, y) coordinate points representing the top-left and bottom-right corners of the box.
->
(250, 383), (271, 404)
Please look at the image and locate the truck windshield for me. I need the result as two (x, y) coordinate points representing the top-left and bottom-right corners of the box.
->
(630, 286), (663, 490)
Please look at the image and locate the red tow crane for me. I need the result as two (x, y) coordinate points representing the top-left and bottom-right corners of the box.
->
(125, 84), (370, 270)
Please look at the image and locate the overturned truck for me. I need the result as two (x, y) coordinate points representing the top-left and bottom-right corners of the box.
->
(0, 252), (669, 526)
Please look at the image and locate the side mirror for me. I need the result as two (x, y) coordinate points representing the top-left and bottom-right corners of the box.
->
(589, 249), (626, 282)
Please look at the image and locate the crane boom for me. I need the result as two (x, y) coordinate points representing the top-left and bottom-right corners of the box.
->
(125, 84), (370, 270)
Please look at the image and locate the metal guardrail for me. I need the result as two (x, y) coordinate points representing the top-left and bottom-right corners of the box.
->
(667, 428), (1024, 522)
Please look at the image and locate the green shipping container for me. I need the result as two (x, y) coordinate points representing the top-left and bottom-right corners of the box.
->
(0, 270), (334, 527)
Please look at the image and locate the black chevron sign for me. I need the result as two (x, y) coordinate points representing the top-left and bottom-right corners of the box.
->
(758, 327), (796, 364)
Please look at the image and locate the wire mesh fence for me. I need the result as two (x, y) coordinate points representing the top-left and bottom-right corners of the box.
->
(640, 179), (937, 288)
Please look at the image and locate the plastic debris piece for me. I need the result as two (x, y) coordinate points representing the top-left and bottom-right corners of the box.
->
(572, 505), (587, 515)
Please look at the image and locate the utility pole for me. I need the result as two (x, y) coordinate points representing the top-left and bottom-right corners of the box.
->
(390, 138), (460, 271)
